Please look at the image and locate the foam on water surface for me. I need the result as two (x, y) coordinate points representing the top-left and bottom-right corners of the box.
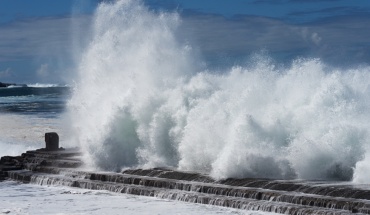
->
(26, 83), (64, 88)
(0, 114), (70, 157)
(0, 181), (274, 215)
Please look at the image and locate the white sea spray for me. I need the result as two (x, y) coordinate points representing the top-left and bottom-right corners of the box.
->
(67, 0), (370, 182)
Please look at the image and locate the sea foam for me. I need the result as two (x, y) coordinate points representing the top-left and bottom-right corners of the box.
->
(67, 0), (370, 182)
(0, 114), (66, 157)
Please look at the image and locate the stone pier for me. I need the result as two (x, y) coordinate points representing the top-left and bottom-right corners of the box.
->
(1, 133), (370, 214)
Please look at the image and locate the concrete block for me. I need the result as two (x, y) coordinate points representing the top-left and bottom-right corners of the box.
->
(45, 132), (59, 151)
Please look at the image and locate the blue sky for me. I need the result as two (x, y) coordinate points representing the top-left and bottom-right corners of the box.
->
(0, 0), (369, 83)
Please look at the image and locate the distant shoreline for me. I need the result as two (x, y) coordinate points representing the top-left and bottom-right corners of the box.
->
(0, 82), (16, 88)
(0, 82), (27, 88)
(0, 82), (69, 88)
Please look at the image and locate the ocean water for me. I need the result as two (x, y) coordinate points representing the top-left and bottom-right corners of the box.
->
(0, 87), (259, 214)
(0, 85), (71, 157)
(66, 0), (370, 183)
(1, 181), (266, 215)
(1, 0), (370, 213)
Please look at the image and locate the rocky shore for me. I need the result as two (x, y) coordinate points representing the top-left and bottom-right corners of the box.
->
(1, 133), (370, 214)
(0, 82), (27, 88)
(0, 82), (13, 88)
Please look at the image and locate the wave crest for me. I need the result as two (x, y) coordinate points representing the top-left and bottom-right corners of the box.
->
(67, 0), (370, 182)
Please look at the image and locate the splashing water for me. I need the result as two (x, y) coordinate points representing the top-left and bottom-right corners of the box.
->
(67, 0), (370, 182)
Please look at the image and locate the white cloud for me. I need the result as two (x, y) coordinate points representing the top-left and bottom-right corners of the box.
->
(0, 15), (91, 62)
(311, 32), (322, 45)
(301, 29), (322, 46)
(0, 9), (369, 83)
(0, 68), (12, 78)
(0, 15), (92, 83)
(180, 13), (370, 65)
(37, 64), (49, 78)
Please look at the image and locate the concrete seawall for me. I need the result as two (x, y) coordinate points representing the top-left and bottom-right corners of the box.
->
(1, 147), (370, 214)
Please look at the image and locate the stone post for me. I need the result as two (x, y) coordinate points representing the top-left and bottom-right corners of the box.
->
(45, 132), (59, 151)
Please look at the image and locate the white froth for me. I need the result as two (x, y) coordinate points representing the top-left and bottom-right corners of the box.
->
(0, 114), (70, 157)
(0, 181), (260, 215)
(27, 83), (61, 88)
(67, 0), (370, 182)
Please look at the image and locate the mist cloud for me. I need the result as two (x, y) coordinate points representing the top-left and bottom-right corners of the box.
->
(179, 13), (370, 66)
(0, 68), (12, 79)
(0, 2), (369, 83)
(36, 63), (49, 78)
(0, 16), (92, 59)
(0, 15), (91, 83)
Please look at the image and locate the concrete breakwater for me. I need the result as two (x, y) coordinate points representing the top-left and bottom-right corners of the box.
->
(1, 137), (370, 214)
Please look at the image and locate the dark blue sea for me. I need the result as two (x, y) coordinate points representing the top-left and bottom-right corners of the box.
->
(0, 85), (71, 156)
(0, 85), (70, 118)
